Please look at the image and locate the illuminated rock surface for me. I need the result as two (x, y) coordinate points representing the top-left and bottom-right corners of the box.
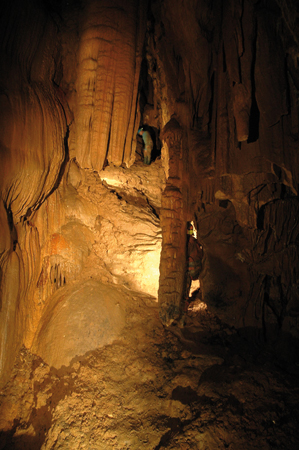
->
(32, 280), (127, 368)
(1, 0), (299, 447)
(28, 159), (163, 368)
(1, 295), (299, 449)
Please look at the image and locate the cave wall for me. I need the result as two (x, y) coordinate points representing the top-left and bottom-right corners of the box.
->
(148, 0), (299, 340)
(0, 0), (68, 383)
(0, 0), (151, 385)
(1, 0), (299, 385)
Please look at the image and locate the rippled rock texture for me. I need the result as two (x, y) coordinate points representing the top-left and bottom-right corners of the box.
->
(0, 1), (299, 440)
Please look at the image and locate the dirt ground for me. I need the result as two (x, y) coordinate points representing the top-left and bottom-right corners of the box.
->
(0, 289), (299, 450)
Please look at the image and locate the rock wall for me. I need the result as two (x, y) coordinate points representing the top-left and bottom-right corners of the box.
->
(149, 0), (299, 342)
(0, 0), (68, 384)
(1, 0), (299, 386)
(0, 0), (153, 386)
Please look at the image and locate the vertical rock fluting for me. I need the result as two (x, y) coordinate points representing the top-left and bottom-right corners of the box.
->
(1, 0), (299, 390)
(149, 0), (299, 340)
(0, 0), (154, 385)
(208, 1), (299, 339)
(203, 0), (299, 339)
(244, 198), (299, 345)
(222, 0), (254, 143)
(0, 0), (67, 384)
(158, 119), (187, 325)
(73, 0), (148, 171)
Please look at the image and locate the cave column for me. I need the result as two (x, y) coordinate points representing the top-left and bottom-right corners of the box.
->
(158, 119), (187, 326)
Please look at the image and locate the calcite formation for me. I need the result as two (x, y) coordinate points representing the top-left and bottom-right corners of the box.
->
(0, 0), (299, 393)
(149, 0), (299, 337)
(73, 0), (148, 170)
(158, 119), (187, 325)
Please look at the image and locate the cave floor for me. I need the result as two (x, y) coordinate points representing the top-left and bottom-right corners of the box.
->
(0, 290), (299, 450)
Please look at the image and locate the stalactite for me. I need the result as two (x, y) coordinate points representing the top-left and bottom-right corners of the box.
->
(74, 0), (148, 171)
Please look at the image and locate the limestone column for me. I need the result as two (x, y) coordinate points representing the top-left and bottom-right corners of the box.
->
(158, 119), (187, 326)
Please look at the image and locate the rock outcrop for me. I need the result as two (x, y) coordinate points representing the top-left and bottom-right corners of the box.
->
(1, 0), (299, 448)
(148, 0), (299, 343)
(0, 0), (299, 393)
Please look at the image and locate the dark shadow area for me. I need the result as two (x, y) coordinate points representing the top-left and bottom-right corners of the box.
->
(247, 18), (260, 143)
(171, 385), (200, 404)
(0, 412), (49, 450)
(164, 292), (299, 449)
(150, 126), (162, 162)
(0, 349), (80, 450)
(153, 417), (183, 450)
(0, 429), (40, 450)
(247, 93), (260, 143)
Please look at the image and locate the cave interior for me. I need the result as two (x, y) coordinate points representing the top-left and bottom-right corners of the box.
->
(0, 0), (299, 449)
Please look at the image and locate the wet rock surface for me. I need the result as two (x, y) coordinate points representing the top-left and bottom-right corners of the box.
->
(1, 292), (298, 450)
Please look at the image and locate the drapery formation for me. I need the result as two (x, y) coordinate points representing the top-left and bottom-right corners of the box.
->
(151, 0), (299, 331)
(0, 0), (149, 385)
(1, 0), (299, 385)
(73, 0), (148, 170)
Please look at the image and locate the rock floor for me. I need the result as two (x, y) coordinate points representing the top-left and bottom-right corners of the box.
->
(0, 290), (299, 450)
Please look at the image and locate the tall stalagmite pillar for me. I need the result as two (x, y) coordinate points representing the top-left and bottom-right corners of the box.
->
(158, 119), (187, 326)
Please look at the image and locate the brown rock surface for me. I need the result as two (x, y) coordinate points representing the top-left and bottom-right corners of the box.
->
(0, 294), (298, 449)
(1, 0), (299, 447)
(23, 158), (164, 369)
(73, 0), (147, 170)
(32, 280), (127, 368)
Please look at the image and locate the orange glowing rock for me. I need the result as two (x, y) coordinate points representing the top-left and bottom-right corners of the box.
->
(48, 233), (70, 255)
